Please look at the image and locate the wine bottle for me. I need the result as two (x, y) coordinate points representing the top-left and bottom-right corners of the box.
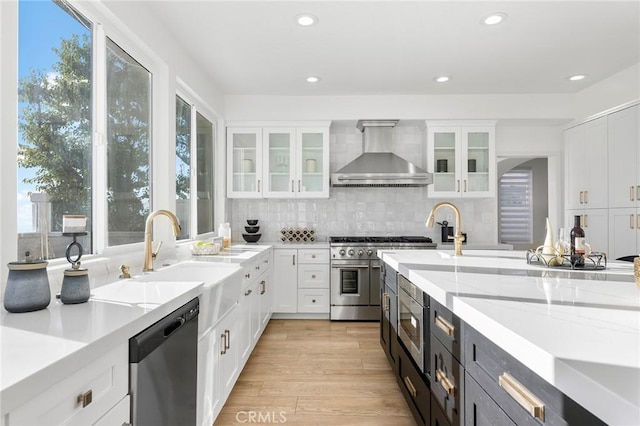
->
(570, 215), (585, 267)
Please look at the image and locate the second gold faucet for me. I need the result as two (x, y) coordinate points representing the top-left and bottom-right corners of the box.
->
(427, 202), (464, 256)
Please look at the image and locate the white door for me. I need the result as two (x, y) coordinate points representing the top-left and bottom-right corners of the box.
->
(273, 249), (298, 313)
(608, 106), (639, 209)
(608, 208), (639, 260)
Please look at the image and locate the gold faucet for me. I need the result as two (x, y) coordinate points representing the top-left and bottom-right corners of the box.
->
(143, 209), (181, 272)
(427, 201), (464, 256)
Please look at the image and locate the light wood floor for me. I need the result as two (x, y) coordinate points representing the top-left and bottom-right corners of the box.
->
(214, 319), (417, 425)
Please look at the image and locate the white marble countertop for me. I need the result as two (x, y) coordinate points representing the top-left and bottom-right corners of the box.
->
(379, 249), (640, 426)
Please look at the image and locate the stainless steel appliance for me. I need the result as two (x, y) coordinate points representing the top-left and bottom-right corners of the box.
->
(398, 274), (429, 374)
(330, 120), (433, 187)
(330, 236), (436, 320)
(129, 297), (199, 426)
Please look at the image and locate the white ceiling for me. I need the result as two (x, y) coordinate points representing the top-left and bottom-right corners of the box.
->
(142, 1), (639, 96)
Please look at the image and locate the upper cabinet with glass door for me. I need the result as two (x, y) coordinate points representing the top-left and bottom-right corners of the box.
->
(263, 127), (329, 198)
(227, 128), (263, 198)
(227, 122), (330, 199)
(426, 121), (496, 198)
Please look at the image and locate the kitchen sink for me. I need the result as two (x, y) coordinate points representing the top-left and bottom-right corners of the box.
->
(131, 261), (243, 332)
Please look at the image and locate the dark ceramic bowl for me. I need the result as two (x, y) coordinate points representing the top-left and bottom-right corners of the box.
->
(245, 226), (260, 234)
(246, 219), (258, 226)
(242, 233), (262, 243)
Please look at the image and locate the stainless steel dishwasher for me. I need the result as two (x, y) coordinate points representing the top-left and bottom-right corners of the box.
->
(129, 297), (199, 426)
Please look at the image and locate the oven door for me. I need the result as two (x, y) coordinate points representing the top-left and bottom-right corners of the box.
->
(398, 286), (424, 372)
(330, 259), (371, 306)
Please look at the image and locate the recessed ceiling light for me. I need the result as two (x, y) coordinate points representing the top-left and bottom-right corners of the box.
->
(482, 12), (507, 25)
(568, 74), (587, 81)
(306, 76), (320, 83)
(296, 13), (318, 26)
(434, 76), (451, 83)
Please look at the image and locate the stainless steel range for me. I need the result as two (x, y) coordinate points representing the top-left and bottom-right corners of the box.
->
(330, 236), (437, 320)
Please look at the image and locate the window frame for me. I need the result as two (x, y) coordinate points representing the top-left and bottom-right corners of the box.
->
(176, 81), (218, 240)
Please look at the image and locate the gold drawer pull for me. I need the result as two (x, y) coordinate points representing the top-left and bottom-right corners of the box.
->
(631, 186), (635, 202)
(435, 315), (455, 337)
(499, 373), (545, 421)
(77, 390), (93, 408)
(403, 376), (417, 398)
(579, 191), (584, 204)
(631, 214), (635, 230)
(435, 369), (455, 396)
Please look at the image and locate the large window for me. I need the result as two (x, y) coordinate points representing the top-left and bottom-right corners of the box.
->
(196, 112), (215, 235)
(17, 0), (215, 260)
(17, 0), (92, 259)
(106, 38), (151, 246)
(175, 96), (191, 240)
(175, 94), (215, 238)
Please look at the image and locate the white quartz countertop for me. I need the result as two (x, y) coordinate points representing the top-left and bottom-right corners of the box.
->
(0, 279), (203, 413)
(379, 249), (640, 426)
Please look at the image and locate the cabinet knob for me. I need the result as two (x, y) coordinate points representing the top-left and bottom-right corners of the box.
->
(76, 390), (93, 408)
(311, 274), (316, 279)
(312, 299), (316, 303)
(311, 254), (316, 258)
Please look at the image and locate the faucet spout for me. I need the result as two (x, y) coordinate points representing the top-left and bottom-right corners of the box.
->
(427, 201), (464, 256)
(143, 209), (181, 272)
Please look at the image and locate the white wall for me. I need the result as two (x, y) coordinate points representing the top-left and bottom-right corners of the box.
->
(225, 93), (575, 122)
(0, 0), (18, 289)
(571, 63), (640, 122)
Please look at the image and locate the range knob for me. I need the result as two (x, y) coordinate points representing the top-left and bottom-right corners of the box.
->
(366, 249), (374, 256)
(347, 249), (355, 256)
(339, 249), (346, 256)
(357, 250), (364, 257)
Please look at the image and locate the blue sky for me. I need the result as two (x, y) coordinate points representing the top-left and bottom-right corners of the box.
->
(17, 0), (88, 232)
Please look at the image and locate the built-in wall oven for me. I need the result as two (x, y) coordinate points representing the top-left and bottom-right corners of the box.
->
(398, 274), (429, 376)
(330, 236), (436, 321)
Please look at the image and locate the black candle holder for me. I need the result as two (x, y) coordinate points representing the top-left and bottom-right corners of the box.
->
(59, 232), (90, 304)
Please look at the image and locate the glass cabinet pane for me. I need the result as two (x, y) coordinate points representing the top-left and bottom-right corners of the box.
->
(231, 132), (258, 192)
(433, 131), (457, 192)
(466, 131), (489, 192)
(267, 131), (292, 193)
(300, 131), (324, 193)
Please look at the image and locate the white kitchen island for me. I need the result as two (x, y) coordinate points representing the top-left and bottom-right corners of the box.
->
(379, 249), (640, 426)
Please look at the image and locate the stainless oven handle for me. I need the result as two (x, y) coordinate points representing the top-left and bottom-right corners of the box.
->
(371, 265), (381, 269)
(331, 264), (369, 269)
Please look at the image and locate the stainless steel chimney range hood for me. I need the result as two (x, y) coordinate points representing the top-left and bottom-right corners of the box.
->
(330, 120), (433, 187)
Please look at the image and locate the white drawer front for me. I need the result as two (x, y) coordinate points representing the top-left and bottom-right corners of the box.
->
(93, 394), (130, 426)
(297, 288), (329, 313)
(297, 264), (329, 289)
(297, 249), (329, 264)
(9, 344), (128, 426)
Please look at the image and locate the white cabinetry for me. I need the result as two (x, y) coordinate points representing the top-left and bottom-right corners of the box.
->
(607, 105), (639, 209)
(565, 117), (608, 210)
(227, 122), (330, 199)
(273, 247), (330, 314)
(607, 106), (640, 259)
(263, 127), (330, 198)
(608, 208), (640, 260)
(227, 127), (263, 198)
(426, 121), (496, 198)
(273, 248), (298, 313)
(198, 250), (273, 426)
(5, 344), (128, 426)
(566, 209), (609, 255)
